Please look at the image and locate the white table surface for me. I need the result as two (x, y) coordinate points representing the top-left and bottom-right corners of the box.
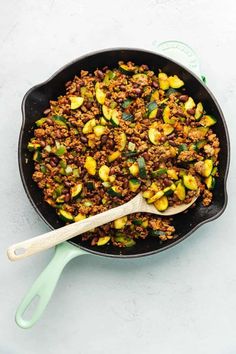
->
(1, 0), (236, 353)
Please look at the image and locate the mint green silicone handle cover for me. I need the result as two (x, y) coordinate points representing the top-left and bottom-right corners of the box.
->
(15, 242), (87, 329)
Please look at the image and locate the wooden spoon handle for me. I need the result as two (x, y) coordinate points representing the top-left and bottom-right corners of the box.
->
(7, 195), (140, 261)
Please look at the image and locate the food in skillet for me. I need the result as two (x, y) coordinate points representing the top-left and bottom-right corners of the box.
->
(28, 62), (220, 247)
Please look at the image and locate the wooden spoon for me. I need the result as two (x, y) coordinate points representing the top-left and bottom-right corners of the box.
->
(7, 193), (198, 261)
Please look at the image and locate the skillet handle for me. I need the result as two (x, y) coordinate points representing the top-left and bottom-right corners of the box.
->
(15, 242), (87, 329)
(154, 40), (206, 82)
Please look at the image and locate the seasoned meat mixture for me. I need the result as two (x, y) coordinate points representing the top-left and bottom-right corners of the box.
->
(28, 62), (220, 248)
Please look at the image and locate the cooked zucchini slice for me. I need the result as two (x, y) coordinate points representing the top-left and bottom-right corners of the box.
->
(99, 165), (110, 182)
(52, 115), (68, 127)
(200, 115), (217, 127)
(84, 156), (97, 175)
(119, 64), (134, 75)
(111, 109), (120, 127)
(82, 118), (96, 134)
(178, 143), (188, 153)
(55, 145), (66, 157)
(122, 98), (133, 109)
(184, 97), (195, 111)
(162, 123), (174, 136)
(129, 178), (141, 192)
(86, 181), (95, 190)
(151, 90), (159, 102)
(154, 195), (168, 211)
(102, 105), (113, 120)
(147, 101), (158, 119)
(196, 140), (207, 150)
(95, 88), (106, 104)
(166, 88), (177, 96)
(117, 132), (127, 151)
(211, 166), (218, 176)
(133, 73), (148, 85)
(93, 125), (107, 137)
(35, 118), (47, 127)
(183, 175), (198, 190)
(107, 186), (122, 197)
(137, 157), (147, 178)
(129, 162), (139, 177)
(174, 182), (186, 201)
(163, 106), (175, 124)
(205, 175), (216, 190)
(132, 219), (143, 226)
(59, 210), (74, 222)
(122, 112), (134, 122)
(100, 117), (108, 126)
(148, 229), (166, 237)
(97, 236), (111, 246)
(103, 70), (115, 85)
(202, 159), (213, 177)
(142, 190), (155, 199)
(70, 183), (83, 198)
(114, 216), (128, 229)
(28, 142), (41, 151)
(195, 102), (204, 120)
(69, 96), (84, 110)
(115, 234), (136, 247)
(55, 195), (65, 203)
(168, 75), (184, 88)
(147, 190), (164, 204)
(151, 168), (167, 177)
(158, 73), (169, 90)
(148, 127), (162, 145)
(167, 169), (178, 180)
(33, 151), (42, 162)
(108, 151), (121, 163)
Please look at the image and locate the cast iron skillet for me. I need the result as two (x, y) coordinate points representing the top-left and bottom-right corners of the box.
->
(19, 48), (230, 258)
(16, 48), (230, 329)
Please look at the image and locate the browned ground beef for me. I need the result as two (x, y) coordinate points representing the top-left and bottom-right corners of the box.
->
(28, 61), (220, 248)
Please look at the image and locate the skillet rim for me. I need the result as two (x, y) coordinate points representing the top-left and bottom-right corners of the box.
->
(18, 47), (230, 258)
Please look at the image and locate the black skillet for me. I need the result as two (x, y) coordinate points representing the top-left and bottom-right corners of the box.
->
(15, 47), (230, 328)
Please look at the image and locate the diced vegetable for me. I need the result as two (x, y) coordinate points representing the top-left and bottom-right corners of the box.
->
(137, 157), (147, 178)
(93, 125), (107, 137)
(148, 127), (162, 145)
(59, 210), (74, 222)
(132, 219), (143, 225)
(122, 98), (133, 108)
(201, 159), (213, 177)
(154, 195), (168, 211)
(147, 190), (164, 204)
(86, 181), (95, 190)
(184, 97), (195, 111)
(99, 165), (110, 182)
(100, 117), (108, 126)
(111, 110), (120, 127)
(163, 106), (175, 124)
(107, 186), (122, 197)
(95, 88), (106, 104)
(167, 169), (178, 180)
(151, 90), (159, 102)
(129, 178), (141, 192)
(102, 105), (113, 120)
(195, 102), (204, 120)
(163, 184), (176, 196)
(55, 145), (66, 157)
(129, 162), (139, 177)
(69, 96), (84, 109)
(162, 124), (174, 135)
(142, 190), (154, 199)
(178, 143), (188, 152)
(82, 118), (96, 134)
(168, 75), (184, 88)
(84, 156), (97, 175)
(70, 183), (83, 198)
(151, 168), (167, 177)
(115, 234), (136, 247)
(174, 182), (186, 200)
(116, 132), (127, 151)
(40, 165), (47, 174)
(166, 88), (177, 96)
(119, 64), (134, 75)
(211, 166), (218, 176)
(114, 216), (128, 229)
(52, 115), (68, 127)
(27, 142), (41, 151)
(33, 151), (42, 162)
(196, 140), (207, 150)
(56, 195), (65, 203)
(205, 175), (216, 190)
(35, 118), (47, 127)
(183, 174), (198, 190)
(148, 230), (165, 237)
(147, 101), (158, 119)
(103, 70), (115, 85)
(200, 115), (217, 127)
(133, 73), (148, 84)
(158, 73), (169, 90)
(74, 213), (86, 222)
(65, 165), (73, 175)
(108, 151), (121, 163)
(122, 112), (134, 121)
(97, 236), (110, 246)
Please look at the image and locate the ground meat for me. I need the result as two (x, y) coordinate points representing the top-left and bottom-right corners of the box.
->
(28, 61), (220, 248)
